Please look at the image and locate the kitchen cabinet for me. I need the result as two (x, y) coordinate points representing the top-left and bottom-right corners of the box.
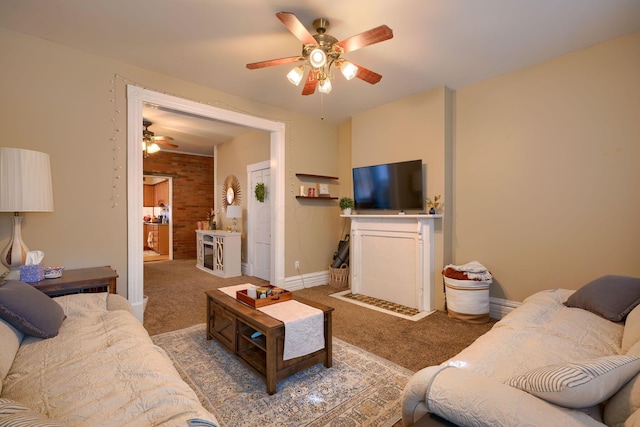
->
(158, 225), (169, 255)
(143, 185), (155, 207)
(143, 181), (170, 207)
(154, 180), (169, 206)
(144, 223), (169, 255)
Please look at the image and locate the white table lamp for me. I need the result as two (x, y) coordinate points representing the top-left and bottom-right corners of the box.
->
(0, 148), (54, 277)
(226, 205), (242, 233)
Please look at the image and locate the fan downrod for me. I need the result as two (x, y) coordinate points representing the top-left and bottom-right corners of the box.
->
(313, 18), (329, 34)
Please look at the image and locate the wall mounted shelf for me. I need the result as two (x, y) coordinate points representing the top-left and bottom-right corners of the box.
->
(296, 173), (339, 200)
(295, 196), (338, 200)
(295, 173), (339, 180)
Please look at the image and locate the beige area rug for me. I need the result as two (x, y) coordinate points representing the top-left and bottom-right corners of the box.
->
(152, 323), (414, 427)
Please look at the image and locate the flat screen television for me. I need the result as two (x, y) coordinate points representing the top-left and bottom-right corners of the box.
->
(352, 159), (424, 211)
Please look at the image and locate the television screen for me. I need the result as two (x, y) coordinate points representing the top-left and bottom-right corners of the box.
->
(353, 159), (424, 211)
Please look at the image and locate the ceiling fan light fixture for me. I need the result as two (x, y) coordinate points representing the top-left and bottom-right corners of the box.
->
(318, 78), (332, 94)
(309, 48), (327, 68)
(147, 142), (161, 154)
(340, 61), (358, 80)
(286, 66), (304, 86)
(142, 141), (160, 155)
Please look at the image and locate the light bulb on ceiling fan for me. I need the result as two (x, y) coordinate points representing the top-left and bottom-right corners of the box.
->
(340, 61), (358, 80)
(309, 48), (327, 68)
(286, 66), (304, 86)
(318, 78), (332, 94)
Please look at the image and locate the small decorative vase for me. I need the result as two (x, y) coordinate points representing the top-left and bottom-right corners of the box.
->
(429, 208), (436, 214)
(343, 208), (352, 215)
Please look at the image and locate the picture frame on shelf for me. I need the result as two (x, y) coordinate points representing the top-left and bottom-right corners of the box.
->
(318, 183), (330, 197)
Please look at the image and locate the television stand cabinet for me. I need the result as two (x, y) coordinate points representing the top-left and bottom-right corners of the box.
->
(196, 230), (241, 278)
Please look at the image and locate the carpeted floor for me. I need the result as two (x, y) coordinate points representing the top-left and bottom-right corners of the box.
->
(153, 324), (413, 427)
(144, 260), (496, 426)
(143, 259), (496, 373)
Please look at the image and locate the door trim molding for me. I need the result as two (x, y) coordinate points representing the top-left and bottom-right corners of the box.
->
(127, 85), (286, 321)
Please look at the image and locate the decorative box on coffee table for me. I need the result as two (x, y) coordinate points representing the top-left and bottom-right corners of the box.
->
(205, 288), (333, 394)
(235, 285), (292, 308)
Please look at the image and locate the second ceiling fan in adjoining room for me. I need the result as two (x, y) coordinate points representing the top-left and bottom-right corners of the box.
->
(142, 120), (178, 157)
(246, 11), (393, 95)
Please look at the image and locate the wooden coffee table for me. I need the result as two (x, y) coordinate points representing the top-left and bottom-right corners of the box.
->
(205, 288), (333, 394)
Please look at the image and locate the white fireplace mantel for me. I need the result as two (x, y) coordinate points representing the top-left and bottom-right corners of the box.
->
(342, 214), (442, 313)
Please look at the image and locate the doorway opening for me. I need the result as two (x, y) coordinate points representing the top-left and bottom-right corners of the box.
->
(142, 174), (173, 263)
(127, 85), (286, 321)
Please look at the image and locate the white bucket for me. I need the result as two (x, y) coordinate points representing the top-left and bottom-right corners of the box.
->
(444, 276), (491, 323)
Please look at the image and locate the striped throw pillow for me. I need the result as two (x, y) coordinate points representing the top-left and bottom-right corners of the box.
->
(506, 355), (640, 408)
(0, 398), (65, 427)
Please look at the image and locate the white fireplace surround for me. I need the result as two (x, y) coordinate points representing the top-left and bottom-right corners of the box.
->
(344, 214), (441, 313)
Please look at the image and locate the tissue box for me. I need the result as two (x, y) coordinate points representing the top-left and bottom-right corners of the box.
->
(20, 263), (45, 282)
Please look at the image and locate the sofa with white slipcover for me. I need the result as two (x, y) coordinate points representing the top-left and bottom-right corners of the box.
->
(0, 280), (218, 426)
(402, 275), (640, 427)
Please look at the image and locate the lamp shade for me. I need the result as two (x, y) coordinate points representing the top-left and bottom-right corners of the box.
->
(0, 148), (54, 212)
(226, 205), (242, 219)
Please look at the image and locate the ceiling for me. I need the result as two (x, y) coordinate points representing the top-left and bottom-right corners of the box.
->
(141, 106), (249, 156)
(2, 0), (639, 155)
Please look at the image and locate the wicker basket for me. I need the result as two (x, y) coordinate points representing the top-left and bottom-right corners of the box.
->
(329, 263), (349, 290)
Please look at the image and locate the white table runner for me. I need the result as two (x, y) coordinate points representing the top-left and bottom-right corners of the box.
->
(219, 284), (325, 360)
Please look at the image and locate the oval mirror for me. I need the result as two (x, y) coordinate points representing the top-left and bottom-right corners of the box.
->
(222, 175), (241, 210)
(226, 187), (235, 205)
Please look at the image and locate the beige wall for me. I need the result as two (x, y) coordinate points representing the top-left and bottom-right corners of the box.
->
(215, 129), (270, 262)
(2, 25), (638, 306)
(454, 31), (640, 302)
(347, 31), (639, 306)
(0, 28), (340, 295)
(287, 124), (342, 276)
(351, 87), (452, 309)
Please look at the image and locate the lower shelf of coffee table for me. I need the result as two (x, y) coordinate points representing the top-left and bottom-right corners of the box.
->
(205, 289), (333, 394)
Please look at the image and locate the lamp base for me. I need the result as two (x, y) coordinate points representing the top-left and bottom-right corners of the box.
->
(1, 214), (29, 273)
(232, 218), (238, 233)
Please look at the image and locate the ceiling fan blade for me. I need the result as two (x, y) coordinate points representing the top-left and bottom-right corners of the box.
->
(335, 25), (393, 53)
(151, 136), (174, 141)
(246, 56), (302, 70)
(276, 12), (316, 45)
(302, 71), (317, 95)
(155, 140), (179, 148)
(349, 62), (383, 84)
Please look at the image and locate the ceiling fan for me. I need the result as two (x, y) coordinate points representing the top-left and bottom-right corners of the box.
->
(142, 120), (178, 157)
(246, 12), (393, 95)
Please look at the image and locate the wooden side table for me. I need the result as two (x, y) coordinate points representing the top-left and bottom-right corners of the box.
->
(29, 266), (118, 297)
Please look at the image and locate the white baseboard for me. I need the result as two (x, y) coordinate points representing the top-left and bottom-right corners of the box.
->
(242, 262), (328, 290)
(279, 271), (521, 321)
(284, 270), (329, 291)
(490, 297), (521, 320)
